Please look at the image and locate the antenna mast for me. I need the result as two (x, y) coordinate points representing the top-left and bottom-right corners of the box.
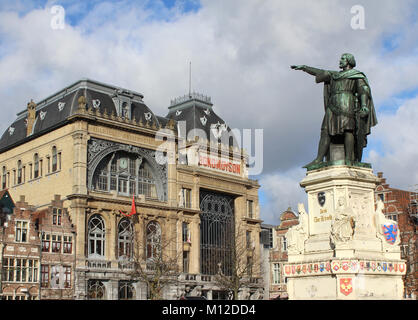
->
(189, 61), (192, 97)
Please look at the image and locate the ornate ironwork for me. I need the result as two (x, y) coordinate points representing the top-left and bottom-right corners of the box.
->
(87, 138), (167, 201)
(200, 190), (234, 276)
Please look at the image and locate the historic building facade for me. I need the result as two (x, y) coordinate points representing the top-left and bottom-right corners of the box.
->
(0, 79), (262, 300)
(268, 208), (299, 299)
(375, 172), (417, 299)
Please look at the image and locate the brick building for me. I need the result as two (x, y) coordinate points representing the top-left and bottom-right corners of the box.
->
(375, 172), (418, 299)
(0, 196), (40, 300)
(35, 195), (76, 299)
(269, 207), (299, 299)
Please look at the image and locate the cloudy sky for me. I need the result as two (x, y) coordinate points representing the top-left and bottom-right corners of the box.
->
(1, 0), (417, 225)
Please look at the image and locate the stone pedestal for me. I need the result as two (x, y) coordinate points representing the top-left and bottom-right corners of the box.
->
(284, 165), (406, 300)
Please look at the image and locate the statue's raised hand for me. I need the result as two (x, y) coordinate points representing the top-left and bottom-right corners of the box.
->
(291, 65), (305, 70)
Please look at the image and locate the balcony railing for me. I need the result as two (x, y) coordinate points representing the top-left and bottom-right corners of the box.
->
(86, 259), (111, 270)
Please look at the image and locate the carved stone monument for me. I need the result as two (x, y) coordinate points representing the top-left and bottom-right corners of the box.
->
(284, 55), (406, 299)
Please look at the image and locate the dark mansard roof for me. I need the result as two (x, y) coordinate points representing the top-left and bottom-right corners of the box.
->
(166, 93), (238, 146)
(0, 79), (236, 152)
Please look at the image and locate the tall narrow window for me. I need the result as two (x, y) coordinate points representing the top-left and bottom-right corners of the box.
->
(246, 231), (252, 249)
(15, 221), (28, 242)
(182, 222), (190, 243)
(12, 170), (16, 186)
(183, 251), (189, 273)
(63, 236), (72, 254)
(52, 146), (58, 172)
(118, 219), (133, 259)
(282, 236), (287, 252)
(64, 266), (71, 288)
(52, 208), (62, 225)
(247, 200), (254, 218)
(2, 166), (6, 189)
(273, 263), (280, 284)
(146, 221), (161, 261)
(181, 188), (192, 208)
(17, 161), (22, 184)
(34, 154), (39, 178)
(88, 215), (105, 258)
(50, 265), (60, 288)
(42, 233), (50, 252)
(51, 235), (62, 253)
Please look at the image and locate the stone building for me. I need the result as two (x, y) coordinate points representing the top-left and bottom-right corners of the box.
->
(375, 172), (417, 299)
(0, 79), (262, 300)
(0, 196), (40, 300)
(268, 207), (299, 299)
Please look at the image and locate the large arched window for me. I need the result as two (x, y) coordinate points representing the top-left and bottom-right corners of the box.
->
(34, 154), (39, 178)
(118, 218), (133, 259)
(88, 280), (105, 300)
(88, 215), (105, 258)
(146, 221), (161, 260)
(52, 146), (58, 172)
(93, 152), (157, 198)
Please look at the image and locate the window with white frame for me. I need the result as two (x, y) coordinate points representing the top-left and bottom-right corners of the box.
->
(52, 208), (62, 225)
(2, 258), (38, 283)
(88, 215), (105, 258)
(15, 221), (28, 242)
(51, 234), (62, 253)
(42, 233), (50, 252)
(63, 235), (72, 254)
(118, 218), (133, 259)
(50, 265), (60, 288)
(273, 263), (280, 284)
(180, 188), (192, 208)
(64, 266), (71, 288)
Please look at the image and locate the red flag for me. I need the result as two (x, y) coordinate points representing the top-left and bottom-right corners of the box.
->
(130, 194), (137, 216)
(119, 195), (137, 217)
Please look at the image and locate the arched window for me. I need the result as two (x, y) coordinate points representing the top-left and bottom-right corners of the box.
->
(52, 146), (57, 172)
(2, 166), (6, 189)
(93, 152), (157, 198)
(88, 215), (105, 258)
(118, 218), (133, 259)
(146, 221), (161, 260)
(34, 154), (39, 178)
(87, 280), (105, 300)
(17, 161), (22, 184)
(118, 281), (135, 300)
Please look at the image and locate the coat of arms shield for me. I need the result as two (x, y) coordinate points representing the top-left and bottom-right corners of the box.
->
(317, 192), (326, 207)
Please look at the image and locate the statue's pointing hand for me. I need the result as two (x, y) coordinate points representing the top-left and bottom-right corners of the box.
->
(291, 65), (305, 70)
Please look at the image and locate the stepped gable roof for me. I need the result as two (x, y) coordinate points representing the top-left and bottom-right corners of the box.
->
(166, 92), (238, 147)
(0, 79), (160, 152)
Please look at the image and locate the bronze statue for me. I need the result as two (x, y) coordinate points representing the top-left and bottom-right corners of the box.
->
(291, 53), (377, 168)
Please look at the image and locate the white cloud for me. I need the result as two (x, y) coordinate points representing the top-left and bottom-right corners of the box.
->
(259, 167), (306, 225)
(366, 96), (418, 190)
(0, 0), (418, 223)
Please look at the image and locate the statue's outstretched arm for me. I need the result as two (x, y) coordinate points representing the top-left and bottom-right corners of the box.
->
(291, 65), (325, 77)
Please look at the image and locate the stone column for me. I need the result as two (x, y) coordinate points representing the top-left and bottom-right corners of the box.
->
(71, 127), (88, 195)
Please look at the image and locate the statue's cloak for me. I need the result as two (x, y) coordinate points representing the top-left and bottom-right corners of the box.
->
(320, 69), (377, 150)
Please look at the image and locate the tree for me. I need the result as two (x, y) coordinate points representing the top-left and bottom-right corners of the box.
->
(122, 218), (181, 300)
(213, 222), (263, 300)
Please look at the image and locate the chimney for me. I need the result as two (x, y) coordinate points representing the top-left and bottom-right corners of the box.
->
(26, 100), (36, 136)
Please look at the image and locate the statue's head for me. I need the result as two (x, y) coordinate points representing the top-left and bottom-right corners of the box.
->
(340, 53), (356, 69)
